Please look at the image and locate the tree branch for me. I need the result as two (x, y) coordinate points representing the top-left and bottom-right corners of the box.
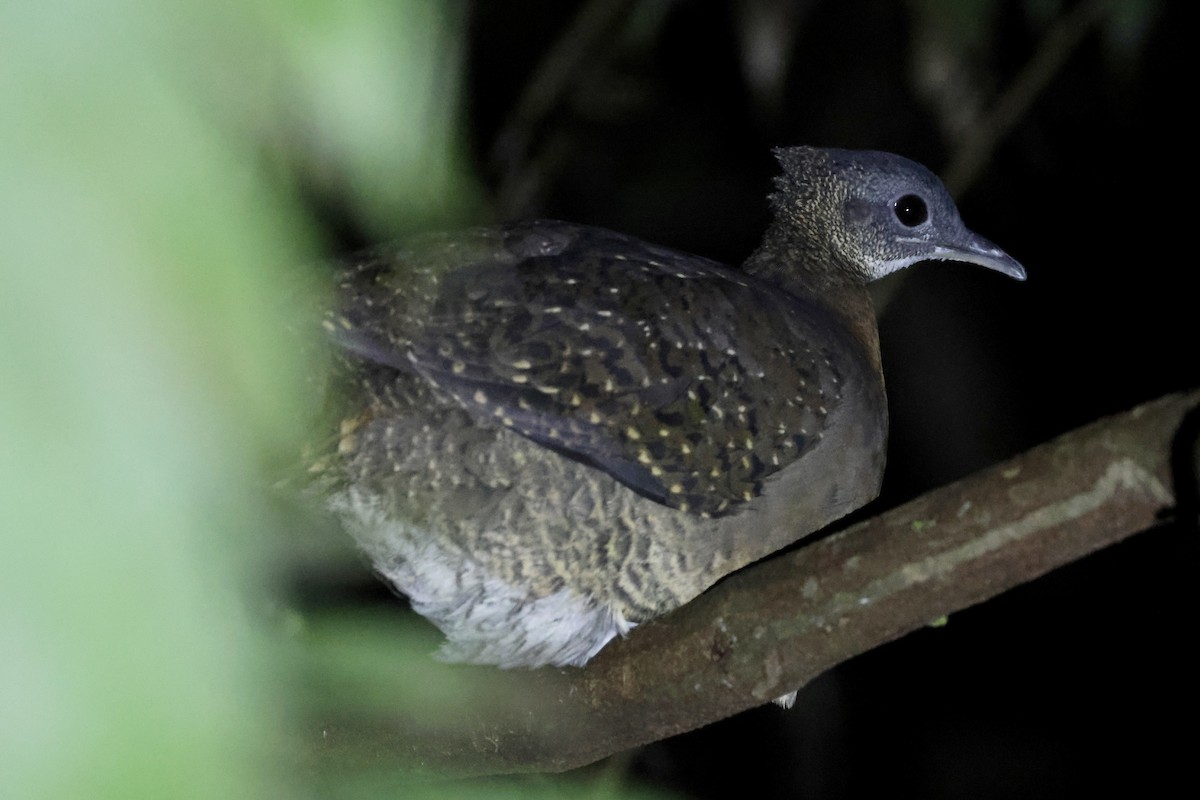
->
(301, 389), (1199, 778)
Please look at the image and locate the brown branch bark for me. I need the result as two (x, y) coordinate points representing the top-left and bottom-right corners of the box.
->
(302, 389), (1199, 778)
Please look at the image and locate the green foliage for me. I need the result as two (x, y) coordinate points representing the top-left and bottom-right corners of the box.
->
(0, 1), (486, 797)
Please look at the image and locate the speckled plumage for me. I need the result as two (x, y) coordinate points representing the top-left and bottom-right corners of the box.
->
(312, 147), (1025, 670)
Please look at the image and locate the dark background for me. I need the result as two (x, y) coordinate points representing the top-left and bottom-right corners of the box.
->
(321, 1), (1196, 796)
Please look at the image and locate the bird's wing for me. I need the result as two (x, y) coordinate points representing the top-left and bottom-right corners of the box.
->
(333, 221), (845, 517)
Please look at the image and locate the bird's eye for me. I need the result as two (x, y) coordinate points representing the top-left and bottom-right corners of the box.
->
(893, 194), (928, 227)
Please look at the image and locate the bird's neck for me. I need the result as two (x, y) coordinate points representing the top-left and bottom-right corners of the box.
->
(742, 232), (882, 375)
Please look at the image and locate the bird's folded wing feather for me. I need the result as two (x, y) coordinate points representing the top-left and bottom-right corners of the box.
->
(332, 221), (844, 517)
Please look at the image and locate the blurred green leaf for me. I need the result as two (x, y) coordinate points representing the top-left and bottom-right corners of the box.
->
(260, 0), (480, 237)
(0, 1), (479, 797)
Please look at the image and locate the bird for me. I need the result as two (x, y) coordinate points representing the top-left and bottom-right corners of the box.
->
(311, 146), (1025, 672)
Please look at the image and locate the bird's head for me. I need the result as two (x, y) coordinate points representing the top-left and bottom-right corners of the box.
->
(768, 146), (1026, 283)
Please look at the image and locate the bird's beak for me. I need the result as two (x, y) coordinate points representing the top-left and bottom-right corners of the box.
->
(936, 231), (1027, 281)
